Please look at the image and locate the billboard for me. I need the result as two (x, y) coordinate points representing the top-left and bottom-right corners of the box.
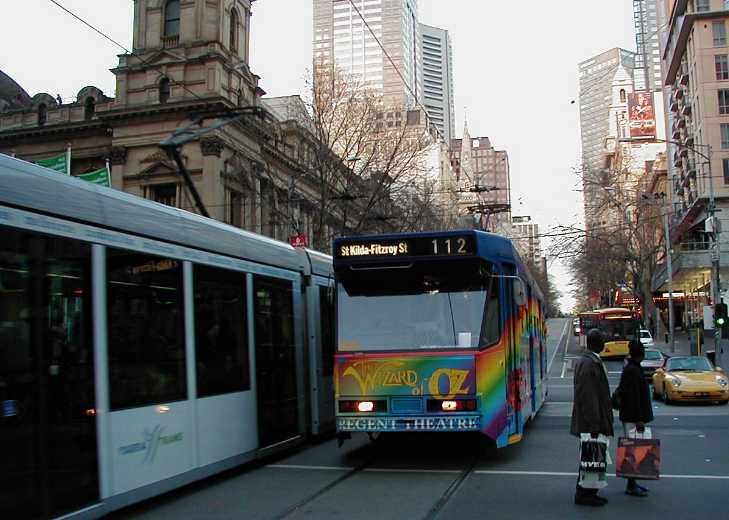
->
(628, 91), (656, 139)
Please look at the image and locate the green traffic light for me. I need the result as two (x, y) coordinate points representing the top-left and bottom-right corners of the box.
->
(718, 317), (726, 326)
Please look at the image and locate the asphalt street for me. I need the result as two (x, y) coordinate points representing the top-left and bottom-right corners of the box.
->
(113, 318), (729, 520)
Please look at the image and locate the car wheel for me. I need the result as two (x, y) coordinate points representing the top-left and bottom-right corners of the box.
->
(720, 400), (729, 406)
(662, 387), (671, 405)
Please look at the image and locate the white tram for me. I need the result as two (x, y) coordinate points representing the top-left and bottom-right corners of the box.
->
(0, 154), (334, 519)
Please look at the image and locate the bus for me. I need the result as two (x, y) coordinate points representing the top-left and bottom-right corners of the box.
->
(578, 307), (639, 358)
(0, 154), (335, 519)
(333, 230), (547, 448)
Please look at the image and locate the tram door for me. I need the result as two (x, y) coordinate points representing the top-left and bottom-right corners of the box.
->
(306, 282), (335, 435)
(503, 264), (522, 435)
(528, 286), (537, 415)
(253, 276), (299, 448)
(0, 230), (98, 519)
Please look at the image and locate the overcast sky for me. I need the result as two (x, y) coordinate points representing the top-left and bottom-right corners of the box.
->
(2, 1), (638, 312)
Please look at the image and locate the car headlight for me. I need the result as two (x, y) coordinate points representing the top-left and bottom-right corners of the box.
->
(669, 376), (681, 387)
(718, 378), (728, 387)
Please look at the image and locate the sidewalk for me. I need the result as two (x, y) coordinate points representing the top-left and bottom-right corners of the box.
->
(653, 329), (729, 372)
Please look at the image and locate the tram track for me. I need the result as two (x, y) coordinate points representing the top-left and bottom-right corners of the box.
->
(273, 456), (376, 519)
(421, 456), (478, 520)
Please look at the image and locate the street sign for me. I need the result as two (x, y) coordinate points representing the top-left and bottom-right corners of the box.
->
(290, 234), (307, 248)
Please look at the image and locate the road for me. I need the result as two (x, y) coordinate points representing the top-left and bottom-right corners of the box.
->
(113, 318), (729, 519)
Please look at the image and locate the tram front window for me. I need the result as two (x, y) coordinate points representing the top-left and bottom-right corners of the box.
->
(337, 261), (499, 351)
(599, 319), (638, 341)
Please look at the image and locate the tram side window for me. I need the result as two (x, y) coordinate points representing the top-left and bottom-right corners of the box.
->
(194, 265), (249, 397)
(107, 250), (186, 410)
(480, 275), (500, 346)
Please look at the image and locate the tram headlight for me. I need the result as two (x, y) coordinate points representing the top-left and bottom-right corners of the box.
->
(357, 401), (374, 412)
(442, 400), (458, 411)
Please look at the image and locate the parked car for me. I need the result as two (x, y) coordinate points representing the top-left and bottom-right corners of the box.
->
(652, 356), (729, 404)
(640, 348), (665, 380)
(639, 328), (654, 346)
(573, 318), (581, 336)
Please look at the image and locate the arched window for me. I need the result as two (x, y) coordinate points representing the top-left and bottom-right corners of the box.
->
(164, 0), (181, 37)
(159, 78), (171, 104)
(38, 104), (47, 126)
(620, 89), (626, 103)
(84, 97), (95, 120)
(230, 8), (239, 53)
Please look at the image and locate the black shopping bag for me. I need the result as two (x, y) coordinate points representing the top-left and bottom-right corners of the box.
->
(579, 439), (608, 473)
(616, 437), (661, 480)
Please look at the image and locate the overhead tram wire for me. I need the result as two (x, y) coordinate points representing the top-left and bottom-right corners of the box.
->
(48, 0), (211, 107)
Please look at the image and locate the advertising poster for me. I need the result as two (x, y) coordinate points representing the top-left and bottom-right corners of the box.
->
(628, 91), (656, 139)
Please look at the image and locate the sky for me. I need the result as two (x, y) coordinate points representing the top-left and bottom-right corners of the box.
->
(1, 0), (638, 312)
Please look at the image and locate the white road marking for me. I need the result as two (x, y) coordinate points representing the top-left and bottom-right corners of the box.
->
(548, 320), (570, 374)
(268, 465), (729, 480)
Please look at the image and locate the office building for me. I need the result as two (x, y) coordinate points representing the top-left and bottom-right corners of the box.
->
(313, 0), (422, 108)
(420, 23), (455, 142)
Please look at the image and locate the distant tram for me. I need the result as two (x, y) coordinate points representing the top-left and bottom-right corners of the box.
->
(333, 231), (547, 448)
(577, 307), (639, 357)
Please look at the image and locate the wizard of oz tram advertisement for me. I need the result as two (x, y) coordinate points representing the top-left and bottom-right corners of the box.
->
(332, 231), (547, 448)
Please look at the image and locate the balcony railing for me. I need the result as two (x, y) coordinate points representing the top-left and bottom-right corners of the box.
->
(161, 35), (179, 48)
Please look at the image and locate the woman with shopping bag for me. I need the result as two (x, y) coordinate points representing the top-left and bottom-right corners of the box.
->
(615, 340), (655, 497)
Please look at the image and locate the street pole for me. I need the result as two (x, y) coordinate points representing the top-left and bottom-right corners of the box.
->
(663, 210), (675, 352)
(706, 144), (722, 360)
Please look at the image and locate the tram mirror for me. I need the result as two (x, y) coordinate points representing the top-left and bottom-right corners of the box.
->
(513, 279), (528, 307)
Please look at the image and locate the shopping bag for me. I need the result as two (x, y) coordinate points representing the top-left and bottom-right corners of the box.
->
(616, 437), (661, 480)
(578, 437), (608, 489)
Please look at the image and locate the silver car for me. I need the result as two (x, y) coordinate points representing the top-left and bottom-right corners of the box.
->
(639, 329), (654, 346)
(641, 348), (665, 380)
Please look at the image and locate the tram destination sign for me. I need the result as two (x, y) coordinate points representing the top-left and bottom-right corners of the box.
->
(335, 235), (475, 259)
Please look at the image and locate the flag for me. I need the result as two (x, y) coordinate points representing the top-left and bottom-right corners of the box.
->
(77, 167), (110, 187)
(36, 153), (68, 173)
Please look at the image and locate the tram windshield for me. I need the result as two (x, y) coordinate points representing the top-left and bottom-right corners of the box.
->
(337, 260), (500, 351)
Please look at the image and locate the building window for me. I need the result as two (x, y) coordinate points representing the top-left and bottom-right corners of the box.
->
(719, 89), (729, 114)
(713, 21), (727, 47)
(619, 89), (626, 102)
(406, 110), (420, 126)
(716, 55), (729, 80)
(107, 250), (186, 410)
(228, 190), (245, 227)
(148, 183), (177, 207)
(38, 103), (47, 126)
(723, 158), (729, 184)
(696, 0), (711, 11)
(722, 123), (729, 148)
(159, 77), (171, 104)
(164, 0), (180, 37)
(84, 97), (95, 120)
(230, 8), (239, 53)
(194, 265), (249, 397)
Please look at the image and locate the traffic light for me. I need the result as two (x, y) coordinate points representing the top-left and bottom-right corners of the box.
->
(715, 303), (728, 327)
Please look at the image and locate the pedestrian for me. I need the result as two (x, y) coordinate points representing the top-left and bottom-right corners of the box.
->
(615, 339), (654, 497)
(571, 328), (614, 507)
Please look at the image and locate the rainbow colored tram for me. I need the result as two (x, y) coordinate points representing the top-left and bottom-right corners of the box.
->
(334, 231), (547, 448)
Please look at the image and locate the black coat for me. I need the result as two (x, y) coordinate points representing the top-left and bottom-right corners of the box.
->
(570, 352), (614, 437)
(617, 359), (654, 424)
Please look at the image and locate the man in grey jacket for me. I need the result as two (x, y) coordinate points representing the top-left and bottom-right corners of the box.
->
(571, 329), (614, 506)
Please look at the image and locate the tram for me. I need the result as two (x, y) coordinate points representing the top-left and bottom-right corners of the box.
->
(579, 307), (639, 358)
(333, 231), (547, 448)
(0, 154), (334, 519)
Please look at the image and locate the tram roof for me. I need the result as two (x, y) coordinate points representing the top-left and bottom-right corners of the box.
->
(0, 153), (333, 277)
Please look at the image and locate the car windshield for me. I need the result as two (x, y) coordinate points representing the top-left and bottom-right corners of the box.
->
(640, 330), (651, 339)
(666, 357), (712, 371)
(643, 350), (662, 360)
(337, 260), (499, 351)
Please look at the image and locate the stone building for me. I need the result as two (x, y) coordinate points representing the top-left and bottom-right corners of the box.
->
(0, 0), (344, 250)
